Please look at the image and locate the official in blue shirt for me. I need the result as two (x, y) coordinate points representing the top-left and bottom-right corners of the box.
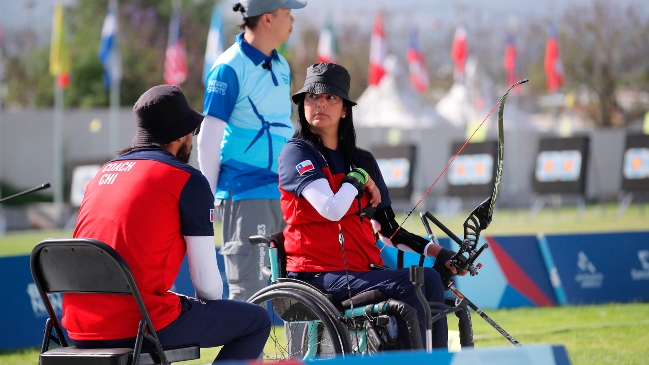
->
(198, 0), (307, 301)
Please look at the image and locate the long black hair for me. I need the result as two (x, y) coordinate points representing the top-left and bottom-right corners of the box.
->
(294, 95), (357, 172)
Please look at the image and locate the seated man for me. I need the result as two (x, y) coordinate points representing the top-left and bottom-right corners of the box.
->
(62, 85), (270, 363)
(278, 63), (464, 350)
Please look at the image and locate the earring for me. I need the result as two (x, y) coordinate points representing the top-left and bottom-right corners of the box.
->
(342, 114), (346, 118)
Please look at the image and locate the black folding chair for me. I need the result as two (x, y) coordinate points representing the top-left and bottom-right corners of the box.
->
(30, 238), (200, 365)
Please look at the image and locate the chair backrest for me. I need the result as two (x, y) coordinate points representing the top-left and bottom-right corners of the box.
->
(30, 238), (158, 350)
(31, 238), (137, 295)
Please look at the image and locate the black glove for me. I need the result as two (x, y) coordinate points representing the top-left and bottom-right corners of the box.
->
(372, 205), (429, 255)
(433, 247), (457, 289)
(341, 167), (369, 198)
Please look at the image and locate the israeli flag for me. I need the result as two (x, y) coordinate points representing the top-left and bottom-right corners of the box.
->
(203, 5), (224, 85)
(99, 0), (121, 88)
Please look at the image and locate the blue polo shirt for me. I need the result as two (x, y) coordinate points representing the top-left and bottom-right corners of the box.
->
(203, 33), (294, 201)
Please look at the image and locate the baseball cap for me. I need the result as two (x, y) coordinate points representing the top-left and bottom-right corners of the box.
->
(237, 0), (307, 18)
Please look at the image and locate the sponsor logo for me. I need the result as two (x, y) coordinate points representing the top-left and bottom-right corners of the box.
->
(257, 224), (267, 280)
(206, 80), (228, 95)
(282, 74), (290, 85)
(296, 160), (314, 175)
(631, 250), (649, 281)
(575, 251), (603, 289)
(27, 283), (62, 318)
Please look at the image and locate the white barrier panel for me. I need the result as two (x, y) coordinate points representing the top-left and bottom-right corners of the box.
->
(300, 344), (572, 365)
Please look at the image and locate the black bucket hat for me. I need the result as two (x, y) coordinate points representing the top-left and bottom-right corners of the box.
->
(132, 85), (204, 147)
(292, 62), (357, 106)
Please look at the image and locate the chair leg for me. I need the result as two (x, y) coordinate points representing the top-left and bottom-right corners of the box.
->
(40, 318), (53, 353)
(132, 320), (146, 365)
(135, 319), (170, 365)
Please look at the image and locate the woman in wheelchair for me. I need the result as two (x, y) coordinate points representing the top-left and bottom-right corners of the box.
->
(277, 62), (463, 350)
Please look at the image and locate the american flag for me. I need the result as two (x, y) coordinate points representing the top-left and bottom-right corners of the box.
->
(164, 1), (187, 86)
(407, 27), (429, 93)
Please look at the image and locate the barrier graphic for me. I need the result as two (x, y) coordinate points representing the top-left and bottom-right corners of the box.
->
(541, 231), (649, 304)
(443, 235), (557, 309)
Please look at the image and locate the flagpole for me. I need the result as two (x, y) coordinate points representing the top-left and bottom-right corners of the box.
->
(108, 0), (120, 156)
(0, 86), (3, 233)
(0, 78), (3, 202)
(53, 82), (64, 210)
(0, 67), (3, 201)
(109, 75), (120, 155)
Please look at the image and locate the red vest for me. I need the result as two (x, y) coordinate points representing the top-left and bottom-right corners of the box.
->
(281, 166), (383, 273)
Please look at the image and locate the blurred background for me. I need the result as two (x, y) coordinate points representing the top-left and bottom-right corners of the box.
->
(1, 2), (648, 363)
(0, 0), (648, 230)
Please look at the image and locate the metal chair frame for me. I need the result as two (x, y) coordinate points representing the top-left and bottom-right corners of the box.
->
(30, 238), (199, 365)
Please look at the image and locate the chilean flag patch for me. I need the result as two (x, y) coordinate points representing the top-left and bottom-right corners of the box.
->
(209, 209), (214, 222)
(296, 160), (314, 175)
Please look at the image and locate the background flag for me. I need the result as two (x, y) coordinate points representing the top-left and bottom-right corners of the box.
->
(368, 12), (386, 85)
(99, 0), (121, 89)
(317, 14), (338, 64)
(164, 0), (188, 86)
(202, 5), (223, 85)
(407, 27), (429, 93)
(0, 26), (4, 84)
(49, 3), (70, 89)
(451, 25), (467, 81)
(504, 32), (517, 86)
(504, 19), (518, 87)
(544, 25), (564, 93)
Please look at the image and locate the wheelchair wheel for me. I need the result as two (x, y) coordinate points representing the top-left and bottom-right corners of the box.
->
(248, 286), (352, 360)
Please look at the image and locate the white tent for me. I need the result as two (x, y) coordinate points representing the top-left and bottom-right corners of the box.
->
(435, 57), (540, 132)
(354, 56), (450, 129)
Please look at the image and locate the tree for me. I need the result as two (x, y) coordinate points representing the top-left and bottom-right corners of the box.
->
(2, 0), (214, 110)
(559, 0), (649, 127)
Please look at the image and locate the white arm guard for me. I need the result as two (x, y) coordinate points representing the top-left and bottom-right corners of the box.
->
(197, 116), (226, 196)
(185, 235), (223, 300)
(302, 178), (359, 221)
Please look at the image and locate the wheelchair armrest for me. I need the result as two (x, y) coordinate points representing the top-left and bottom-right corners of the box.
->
(249, 235), (271, 246)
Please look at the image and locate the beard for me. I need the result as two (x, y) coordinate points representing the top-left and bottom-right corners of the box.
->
(176, 138), (192, 164)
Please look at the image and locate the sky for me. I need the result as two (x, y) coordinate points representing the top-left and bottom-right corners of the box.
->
(2, 0), (646, 32)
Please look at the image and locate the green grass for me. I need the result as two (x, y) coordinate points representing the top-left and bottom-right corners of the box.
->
(3, 302), (648, 364)
(397, 203), (649, 237)
(0, 229), (73, 257)
(1, 203), (647, 364)
(470, 302), (649, 365)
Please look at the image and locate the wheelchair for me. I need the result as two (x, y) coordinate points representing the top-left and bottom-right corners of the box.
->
(247, 231), (475, 361)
